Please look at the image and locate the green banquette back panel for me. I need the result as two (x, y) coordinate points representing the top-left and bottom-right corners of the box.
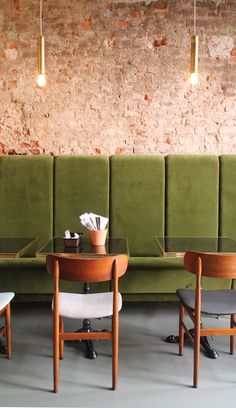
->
(220, 155), (236, 240)
(54, 156), (109, 237)
(0, 155), (53, 252)
(166, 155), (219, 237)
(110, 155), (165, 256)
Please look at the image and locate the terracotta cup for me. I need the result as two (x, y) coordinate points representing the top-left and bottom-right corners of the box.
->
(89, 229), (107, 246)
(91, 245), (107, 254)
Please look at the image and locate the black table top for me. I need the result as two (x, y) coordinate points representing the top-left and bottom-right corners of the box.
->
(36, 237), (129, 257)
(0, 237), (37, 258)
(155, 237), (236, 257)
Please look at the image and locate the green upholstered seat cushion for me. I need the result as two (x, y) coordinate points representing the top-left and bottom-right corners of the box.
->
(110, 155), (165, 256)
(54, 156), (109, 237)
(0, 156), (53, 254)
(166, 155), (219, 237)
(220, 155), (236, 240)
(119, 257), (231, 293)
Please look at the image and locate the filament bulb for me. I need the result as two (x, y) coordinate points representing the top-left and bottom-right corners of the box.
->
(37, 74), (46, 87)
(190, 72), (198, 86)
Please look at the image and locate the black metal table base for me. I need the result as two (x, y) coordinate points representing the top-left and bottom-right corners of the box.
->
(166, 328), (219, 359)
(76, 319), (97, 360)
(73, 282), (106, 360)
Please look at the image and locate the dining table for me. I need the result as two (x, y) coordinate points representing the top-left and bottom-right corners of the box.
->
(0, 237), (38, 258)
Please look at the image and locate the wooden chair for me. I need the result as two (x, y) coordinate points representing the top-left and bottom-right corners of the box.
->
(46, 254), (128, 393)
(177, 251), (236, 388)
(0, 292), (14, 358)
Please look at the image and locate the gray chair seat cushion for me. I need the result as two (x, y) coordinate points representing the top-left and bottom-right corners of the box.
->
(56, 292), (122, 319)
(0, 292), (14, 311)
(177, 289), (236, 315)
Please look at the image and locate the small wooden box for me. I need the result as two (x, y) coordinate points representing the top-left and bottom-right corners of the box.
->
(63, 238), (80, 247)
(63, 232), (82, 247)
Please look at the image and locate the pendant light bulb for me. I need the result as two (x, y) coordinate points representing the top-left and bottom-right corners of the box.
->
(37, 73), (46, 87)
(189, 0), (198, 87)
(190, 34), (199, 86)
(37, 35), (46, 87)
(189, 72), (198, 86)
(37, 0), (46, 87)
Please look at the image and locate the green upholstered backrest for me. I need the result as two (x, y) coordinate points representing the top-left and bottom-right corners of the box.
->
(110, 155), (165, 256)
(54, 156), (109, 237)
(166, 155), (219, 237)
(220, 155), (236, 240)
(0, 155), (53, 253)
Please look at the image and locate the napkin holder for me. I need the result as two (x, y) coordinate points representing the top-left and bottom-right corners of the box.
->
(63, 232), (82, 247)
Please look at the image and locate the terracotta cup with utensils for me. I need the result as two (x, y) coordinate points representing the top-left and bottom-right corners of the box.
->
(89, 229), (108, 246)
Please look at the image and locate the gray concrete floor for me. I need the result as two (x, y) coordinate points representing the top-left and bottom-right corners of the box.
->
(1, 302), (236, 407)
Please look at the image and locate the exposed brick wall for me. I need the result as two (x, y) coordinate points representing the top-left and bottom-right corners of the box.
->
(0, 0), (236, 155)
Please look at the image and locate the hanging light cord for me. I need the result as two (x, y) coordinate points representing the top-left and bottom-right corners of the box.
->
(193, 0), (197, 35)
(39, 0), (43, 37)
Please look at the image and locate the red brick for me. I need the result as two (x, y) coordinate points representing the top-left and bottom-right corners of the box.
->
(13, 129), (21, 137)
(14, 0), (21, 10)
(208, 73), (217, 81)
(131, 11), (142, 19)
(104, 38), (116, 48)
(115, 147), (121, 154)
(115, 21), (129, 28)
(30, 140), (39, 147)
(72, 31), (80, 38)
(9, 43), (18, 49)
(0, 51), (6, 60)
(23, 128), (30, 136)
(144, 94), (152, 101)
(8, 80), (17, 88)
(20, 141), (30, 148)
(16, 24), (29, 30)
(8, 149), (17, 155)
(11, 68), (19, 75)
(231, 48), (236, 57)
(136, 129), (145, 136)
(150, 2), (169, 12)
(80, 18), (92, 30)
(30, 149), (41, 156)
(153, 37), (168, 47)
(68, 22), (77, 30)
(30, 149), (41, 155)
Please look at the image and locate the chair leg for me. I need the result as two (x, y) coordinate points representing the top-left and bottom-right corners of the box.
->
(59, 317), (64, 360)
(5, 303), (12, 359)
(230, 314), (235, 355)
(112, 313), (119, 390)
(193, 323), (200, 388)
(53, 312), (59, 393)
(179, 302), (185, 356)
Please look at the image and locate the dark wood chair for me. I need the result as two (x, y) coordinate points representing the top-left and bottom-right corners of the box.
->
(0, 292), (14, 358)
(46, 254), (128, 393)
(177, 251), (236, 388)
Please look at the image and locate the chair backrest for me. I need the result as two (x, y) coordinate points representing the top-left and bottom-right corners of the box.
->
(46, 254), (128, 282)
(184, 251), (236, 279)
